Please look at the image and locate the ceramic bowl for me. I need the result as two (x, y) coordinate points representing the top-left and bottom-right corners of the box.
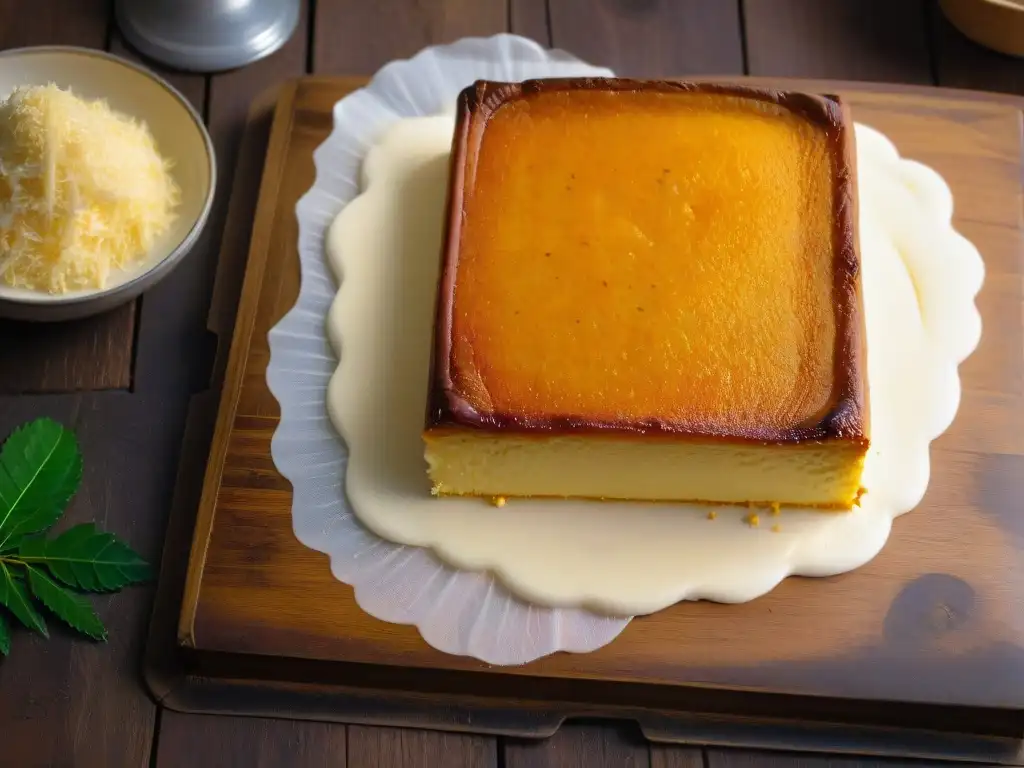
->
(0, 46), (215, 321)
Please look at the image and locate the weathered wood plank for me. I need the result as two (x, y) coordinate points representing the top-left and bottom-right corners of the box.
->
(0, 392), (187, 767)
(548, 0), (743, 76)
(504, 723), (651, 767)
(156, 712), (347, 767)
(0, 311), (135, 394)
(313, 0), (508, 74)
(510, 0), (550, 44)
(743, 0), (933, 83)
(348, 726), (497, 768)
(650, 745), (705, 768)
(0, 0), (109, 48)
(707, 748), (1001, 767)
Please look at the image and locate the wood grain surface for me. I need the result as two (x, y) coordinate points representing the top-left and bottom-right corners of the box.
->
(506, 723), (656, 767)
(742, 0), (934, 83)
(0, 393), (185, 767)
(4, 1), (1024, 767)
(156, 711), (347, 767)
(348, 726), (497, 768)
(547, 0), (744, 77)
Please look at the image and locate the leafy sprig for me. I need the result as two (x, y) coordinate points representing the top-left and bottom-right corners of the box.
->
(0, 418), (152, 654)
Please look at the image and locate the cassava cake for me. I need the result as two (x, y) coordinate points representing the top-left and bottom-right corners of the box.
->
(423, 78), (869, 508)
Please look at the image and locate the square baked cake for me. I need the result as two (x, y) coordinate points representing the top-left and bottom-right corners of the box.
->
(423, 79), (869, 508)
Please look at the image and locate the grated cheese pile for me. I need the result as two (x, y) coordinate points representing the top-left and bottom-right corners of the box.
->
(0, 84), (180, 293)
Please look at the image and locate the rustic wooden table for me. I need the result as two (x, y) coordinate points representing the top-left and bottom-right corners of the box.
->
(0, 1), (1019, 766)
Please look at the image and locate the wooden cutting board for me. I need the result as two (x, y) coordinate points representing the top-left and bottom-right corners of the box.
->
(152, 76), (1024, 764)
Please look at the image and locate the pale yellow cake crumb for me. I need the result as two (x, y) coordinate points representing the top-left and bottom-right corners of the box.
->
(744, 513), (760, 527)
(491, 496), (507, 508)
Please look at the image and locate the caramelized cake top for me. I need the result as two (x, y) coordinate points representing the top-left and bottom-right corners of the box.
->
(429, 79), (866, 443)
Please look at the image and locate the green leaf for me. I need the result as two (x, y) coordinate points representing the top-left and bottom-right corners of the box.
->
(0, 419), (82, 552)
(25, 566), (106, 641)
(0, 610), (10, 656)
(19, 524), (152, 592)
(0, 562), (47, 637)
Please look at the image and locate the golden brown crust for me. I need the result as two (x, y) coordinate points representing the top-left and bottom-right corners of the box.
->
(425, 78), (868, 446)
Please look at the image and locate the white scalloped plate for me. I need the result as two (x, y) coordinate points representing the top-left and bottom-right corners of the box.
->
(268, 34), (984, 665)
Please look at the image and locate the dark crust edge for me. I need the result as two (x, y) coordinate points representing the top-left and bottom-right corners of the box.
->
(424, 78), (869, 446)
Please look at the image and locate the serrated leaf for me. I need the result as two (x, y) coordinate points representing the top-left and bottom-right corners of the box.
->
(0, 610), (10, 656)
(0, 562), (47, 637)
(19, 524), (152, 592)
(26, 566), (105, 641)
(0, 419), (82, 552)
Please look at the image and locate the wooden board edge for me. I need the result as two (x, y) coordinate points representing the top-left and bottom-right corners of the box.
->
(205, 82), (294, 365)
(144, 86), (282, 701)
(143, 390), (220, 702)
(177, 80), (303, 646)
(146, 666), (1024, 765)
